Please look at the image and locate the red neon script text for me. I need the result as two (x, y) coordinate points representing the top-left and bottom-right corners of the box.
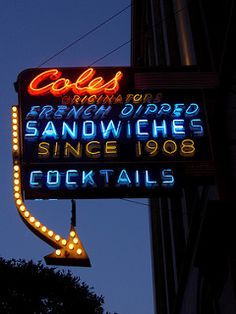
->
(28, 68), (123, 97)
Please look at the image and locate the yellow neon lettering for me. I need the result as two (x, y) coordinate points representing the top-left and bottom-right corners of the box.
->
(163, 140), (177, 156)
(71, 95), (81, 104)
(38, 142), (50, 158)
(143, 93), (153, 103)
(146, 140), (158, 156)
(61, 95), (71, 105)
(64, 142), (81, 158)
(180, 139), (195, 157)
(53, 142), (60, 158)
(102, 95), (114, 105)
(133, 94), (142, 104)
(114, 94), (123, 104)
(96, 95), (104, 104)
(86, 141), (101, 158)
(105, 141), (117, 157)
(87, 95), (98, 104)
(125, 94), (134, 103)
(136, 141), (142, 157)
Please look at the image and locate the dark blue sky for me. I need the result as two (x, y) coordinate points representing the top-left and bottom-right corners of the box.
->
(1, 1), (154, 313)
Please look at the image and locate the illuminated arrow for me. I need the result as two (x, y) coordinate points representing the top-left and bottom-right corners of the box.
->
(12, 106), (91, 267)
(45, 225), (91, 267)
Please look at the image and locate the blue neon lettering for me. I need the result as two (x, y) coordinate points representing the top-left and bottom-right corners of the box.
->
(190, 119), (204, 136)
(82, 120), (96, 140)
(94, 105), (112, 119)
(26, 106), (40, 119)
(66, 170), (78, 188)
(54, 105), (68, 119)
(161, 169), (175, 187)
(144, 104), (157, 117)
(126, 121), (131, 138)
(157, 104), (171, 116)
(30, 171), (42, 187)
(66, 106), (84, 119)
(100, 169), (114, 184)
(42, 121), (58, 139)
(100, 120), (122, 139)
(172, 104), (185, 117)
(25, 121), (39, 139)
(133, 104), (144, 118)
(117, 169), (131, 186)
(136, 119), (149, 139)
(82, 170), (95, 187)
(145, 170), (158, 187)
(152, 120), (167, 138)
(172, 119), (185, 138)
(82, 105), (97, 119)
(46, 170), (60, 188)
(185, 103), (199, 117)
(39, 105), (54, 120)
(119, 104), (133, 119)
(62, 122), (77, 139)
(135, 170), (140, 186)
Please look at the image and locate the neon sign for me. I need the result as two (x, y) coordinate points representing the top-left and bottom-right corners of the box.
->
(28, 68), (123, 97)
(13, 67), (215, 266)
(15, 67), (213, 199)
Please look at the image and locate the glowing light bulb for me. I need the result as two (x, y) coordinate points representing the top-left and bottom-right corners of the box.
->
(29, 217), (35, 223)
(76, 249), (82, 255)
(56, 250), (61, 256)
(69, 243), (74, 250)
(35, 221), (40, 228)
(70, 231), (76, 238)
(14, 165), (19, 171)
(16, 199), (22, 205)
(42, 226), (47, 232)
(61, 239), (67, 246)
(48, 230), (53, 237)
(24, 211), (30, 218)
(14, 193), (20, 199)
(55, 235), (60, 241)
(73, 238), (79, 244)
(19, 205), (25, 212)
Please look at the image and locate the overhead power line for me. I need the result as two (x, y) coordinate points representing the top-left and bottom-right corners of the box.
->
(38, 3), (131, 67)
(89, 0), (194, 66)
(89, 40), (131, 66)
(37, 0), (192, 68)
(120, 198), (149, 207)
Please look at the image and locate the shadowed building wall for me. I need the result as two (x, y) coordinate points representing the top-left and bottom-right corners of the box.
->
(131, 1), (236, 313)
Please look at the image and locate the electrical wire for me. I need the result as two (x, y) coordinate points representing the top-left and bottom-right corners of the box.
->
(89, 40), (131, 66)
(89, 0), (194, 66)
(120, 198), (149, 207)
(37, 3), (131, 67)
(37, 0), (193, 67)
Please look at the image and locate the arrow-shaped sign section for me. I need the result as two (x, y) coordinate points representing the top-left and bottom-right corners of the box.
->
(12, 106), (91, 267)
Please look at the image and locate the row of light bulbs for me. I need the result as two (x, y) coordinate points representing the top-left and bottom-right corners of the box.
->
(12, 106), (82, 257)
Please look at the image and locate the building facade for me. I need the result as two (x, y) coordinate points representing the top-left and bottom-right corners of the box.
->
(131, 1), (236, 313)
